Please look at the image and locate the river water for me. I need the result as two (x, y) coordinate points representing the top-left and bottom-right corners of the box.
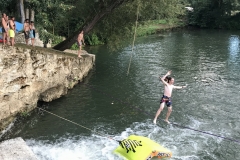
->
(1, 29), (240, 160)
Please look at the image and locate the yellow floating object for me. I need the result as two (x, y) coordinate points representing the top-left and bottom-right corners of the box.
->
(114, 135), (172, 160)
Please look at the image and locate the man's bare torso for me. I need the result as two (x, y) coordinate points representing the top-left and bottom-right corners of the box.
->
(1, 17), (7, 29)
(78, 33), (83, 41)
(163, 84), (174, 97)
(24, 22), (29, 31)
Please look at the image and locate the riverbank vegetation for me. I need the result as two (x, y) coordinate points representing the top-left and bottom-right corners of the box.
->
(1, 0), (240, 49)
(187, 0), (240, 29)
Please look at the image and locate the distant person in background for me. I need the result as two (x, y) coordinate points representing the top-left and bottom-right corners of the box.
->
(8, 16), (15, 46)
(1, 13), (8, 46)
(24, 19), (30, 45)
(29, 21), (35, 46)
(77, 30), (85, 58)
(6, 16), (10, 45)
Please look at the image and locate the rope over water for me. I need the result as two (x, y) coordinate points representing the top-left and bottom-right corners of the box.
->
(127, 2), (140, 76)
(169, 121), (240, 144)
(36, 107), (142, 151)
(36, 107), (115, 141)
(84, 84), (240, 145)
(35, 83), (240, 145)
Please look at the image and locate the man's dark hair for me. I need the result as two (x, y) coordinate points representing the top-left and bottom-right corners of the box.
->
(164, 76), (173, 83)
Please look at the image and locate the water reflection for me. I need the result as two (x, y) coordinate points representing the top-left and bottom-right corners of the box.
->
(228, 35), (240, 59)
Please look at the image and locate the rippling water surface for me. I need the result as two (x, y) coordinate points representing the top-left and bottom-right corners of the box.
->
(1, 29), (240, 160)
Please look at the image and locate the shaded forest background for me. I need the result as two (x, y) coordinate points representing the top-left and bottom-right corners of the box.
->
(1, 0), (240, 50)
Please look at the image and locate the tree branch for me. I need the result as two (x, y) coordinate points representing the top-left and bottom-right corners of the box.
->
(53, 0), (128, 51)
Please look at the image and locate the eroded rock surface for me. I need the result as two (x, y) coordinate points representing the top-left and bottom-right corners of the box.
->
(0, 45), (95, 132)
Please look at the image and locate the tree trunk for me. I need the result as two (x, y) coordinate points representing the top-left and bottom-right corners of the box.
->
(53, 25), (54, 35)
(30, 9), (35, 22)
(53, 0), (127, 51)
(25, 8), (29, 19)
(20, 0), (25, 23)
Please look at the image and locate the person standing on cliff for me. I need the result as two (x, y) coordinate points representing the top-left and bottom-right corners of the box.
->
(77, 30), (85, 58)
(153, 70), (187, 124)
(8, 16), (15, 46)
(24, 19), (30, 45)
(29, 21), (36, 46)
(1, 13), (8, 46)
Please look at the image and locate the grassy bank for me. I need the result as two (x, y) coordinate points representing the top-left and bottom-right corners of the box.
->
(87, 18), (187, 46)
(137, 19), (187, 37)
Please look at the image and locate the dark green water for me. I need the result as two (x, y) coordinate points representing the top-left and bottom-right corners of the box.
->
(1, 29), (240, 160)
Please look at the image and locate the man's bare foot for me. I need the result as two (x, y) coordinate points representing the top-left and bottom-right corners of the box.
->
(153, 119), (157, 124)
(164, 120), (170, 124)
(78, 55), (82, 58)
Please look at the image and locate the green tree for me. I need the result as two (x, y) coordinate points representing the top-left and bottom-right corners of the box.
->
(24, 0), (76, 45)
(53, 0), (188, 51)
(0, 0), (192, 50)
(94, 0), (187, 48)
(187, 0), (240, 29)
(53, 0), (130, 51)
(0, 0), (14, 14)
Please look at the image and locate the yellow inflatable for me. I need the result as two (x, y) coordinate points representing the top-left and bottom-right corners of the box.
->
(114, 135), (172, 160)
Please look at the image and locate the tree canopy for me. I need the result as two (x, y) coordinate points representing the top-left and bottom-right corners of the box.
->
(187, 0), (240, 29)
(1, 0), (240, 50)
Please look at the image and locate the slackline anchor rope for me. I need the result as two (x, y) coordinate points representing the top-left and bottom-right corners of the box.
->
(127, 2), (140, 76)
(36, 107), (116, 142)
(36, 107), (132, 146)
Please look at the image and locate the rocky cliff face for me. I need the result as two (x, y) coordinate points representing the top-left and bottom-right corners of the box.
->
(0, 45), (95, 132)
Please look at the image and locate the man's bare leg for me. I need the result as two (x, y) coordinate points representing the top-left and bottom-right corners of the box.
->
(153, 103), (165, 124)
(78, 46), (82, 57)
(165, 106), (172, 124)
(3, 33), (6, 46)
(31, 38), (35, 46)
(7, 35), (10, 45)
(10, 37), (14, 46)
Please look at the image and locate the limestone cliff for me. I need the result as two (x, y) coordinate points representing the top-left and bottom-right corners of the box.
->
(0, 44), (95, 132)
